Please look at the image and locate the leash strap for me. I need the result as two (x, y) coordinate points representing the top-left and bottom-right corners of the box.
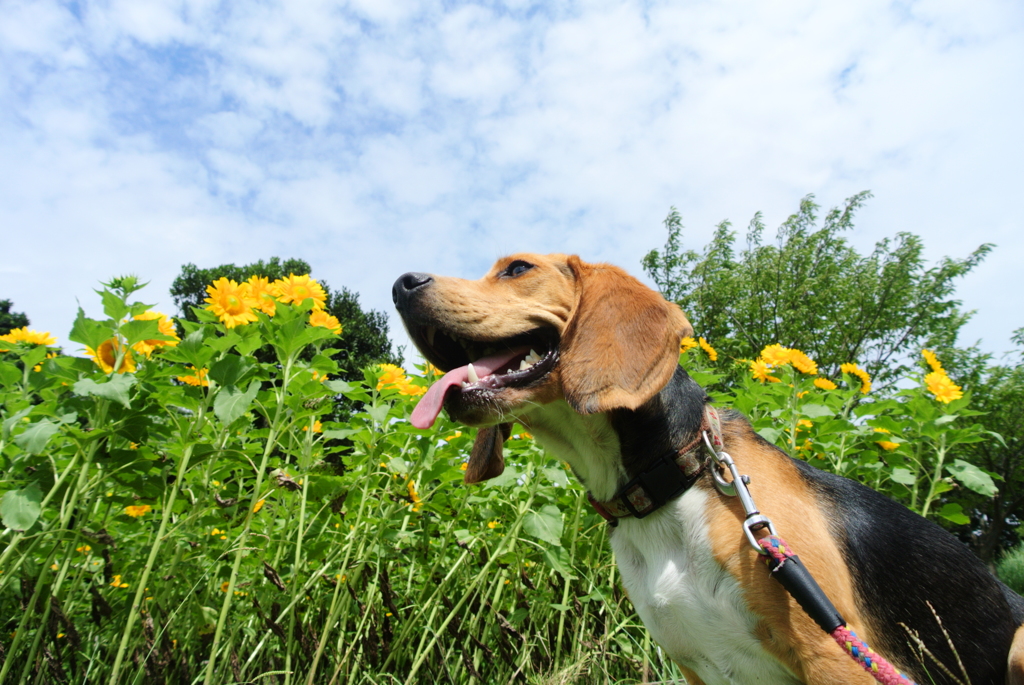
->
(756, 535), (845, 632)
(759, 536), (915, 685)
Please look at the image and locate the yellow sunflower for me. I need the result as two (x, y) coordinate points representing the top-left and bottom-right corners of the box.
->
(395, 380), (426, 396)
(272, 274), (327, 310)
(922, 349), (944, 373)
(813, 377), (837, 391)
(177, 366), (210, 387)
(760, 344), (792, 367)
(124, 504), (151, 518)
(86, 338), (136, 374)
(407, 480), (423, 512)
(750, 358), (780, 384)
(247, 275), (278, 316)
(698, 337), (718, 361)
(131, 311), (179, 356)
(788, 349), (818, 375)
(679, 337), (699, 353)
(309, 309), (343, 335)
(1, 327), (57, 348)
(204, 278), (258, 328)
(925, 370), (963, 404)
(840, 362), (872, 394)
(376, 363), (407, 389)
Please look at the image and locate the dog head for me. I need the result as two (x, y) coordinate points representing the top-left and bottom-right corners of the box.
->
(393, 253), (692, 482)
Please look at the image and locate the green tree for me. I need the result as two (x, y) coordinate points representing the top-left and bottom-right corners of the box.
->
(0, 299), (29, 335)
(170, 257), (401, 381)
(949, 333), (1024, 564)
(642, 192), (992, 388)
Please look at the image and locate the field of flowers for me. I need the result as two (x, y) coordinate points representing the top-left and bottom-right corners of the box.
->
(0, 275), (996, 684)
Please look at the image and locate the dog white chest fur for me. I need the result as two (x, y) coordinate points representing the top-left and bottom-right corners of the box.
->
(528, 403), (798, 683)
(610, 488), (800, 684)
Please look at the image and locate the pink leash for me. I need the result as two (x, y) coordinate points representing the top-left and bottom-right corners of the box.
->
(758, 535), (915, 685)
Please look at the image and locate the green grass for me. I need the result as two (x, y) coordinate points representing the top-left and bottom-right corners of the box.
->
(998, 543), (1024, 596)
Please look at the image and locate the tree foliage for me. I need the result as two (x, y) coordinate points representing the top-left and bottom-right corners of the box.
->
(954, 338), (1024, 563)
(642, 192), (992, 388)
(0, 299), (29, 335)
(170, 257), (400, 381)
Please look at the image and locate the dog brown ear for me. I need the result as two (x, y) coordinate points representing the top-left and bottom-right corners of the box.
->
(1007, 624), (1024, 685)
(560, 256), (693, 415)
(464, 423), (512, 484)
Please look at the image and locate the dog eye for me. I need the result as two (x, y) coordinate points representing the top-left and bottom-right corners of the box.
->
(502, 260), (534, 278)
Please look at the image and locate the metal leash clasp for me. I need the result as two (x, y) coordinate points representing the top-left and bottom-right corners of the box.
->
(703, 431), (776, 554)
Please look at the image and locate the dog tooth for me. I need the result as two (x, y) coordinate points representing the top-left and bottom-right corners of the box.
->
(467, 363), (480, 384)
(519, 359), (531, 370)
(425, 327), (436, 347)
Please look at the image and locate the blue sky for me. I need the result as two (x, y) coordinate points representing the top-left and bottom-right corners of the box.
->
(2, 0), (1023, 364)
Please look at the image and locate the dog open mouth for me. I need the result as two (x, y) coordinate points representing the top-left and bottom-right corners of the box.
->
(408, 325), (559, 429)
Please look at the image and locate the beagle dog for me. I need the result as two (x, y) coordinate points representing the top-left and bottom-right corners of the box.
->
(392, 253), (1024, 685)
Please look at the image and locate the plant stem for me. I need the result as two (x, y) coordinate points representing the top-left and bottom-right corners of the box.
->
(108, 402), (207, 685)
(204, 354), (296, 684)
(921, 434), (948, 519)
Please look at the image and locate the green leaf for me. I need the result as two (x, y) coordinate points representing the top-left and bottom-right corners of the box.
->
(2, 407), (32, 439)
(214, 380), (260, 426)
(542, 545), (575, 580)
(20, 345), (50, 369)
(74, 374), (137, 408)
(388, 457), (412, 474)
(484, 464), (520, 488)
(0, 484), (42, 531)
(68, 308), (113, 351)
(14, 419), (60, 454)
(234, 326), (264, 356)
(308, 474), (347, 500)
(205, 331), (242, 353)
(209, 355), (253, 388)
(119, 318), (164, 346)
(524, 504), (563, 546)
(311, 353), (339, 376)
(756, 427), (782, 444)
(99, 289), (130, 322)
(890, 468), (917, 486)
(325, 379), (355, 393)
(947, 459), (998, 497)
(799, 403), (833, 419)
(160, 330), (214, 368)
(0, 361), (20, 388)
(542, 466), (569, 488)
(367, 403), (391, 425)
(938, 502), (970, 526)
(321, 429), (359, 441)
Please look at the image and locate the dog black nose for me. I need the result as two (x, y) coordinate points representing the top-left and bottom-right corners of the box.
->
(392, 272), (434, 309)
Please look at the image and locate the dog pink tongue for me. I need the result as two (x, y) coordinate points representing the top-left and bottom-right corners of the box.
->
(410, 348), (527, 429)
